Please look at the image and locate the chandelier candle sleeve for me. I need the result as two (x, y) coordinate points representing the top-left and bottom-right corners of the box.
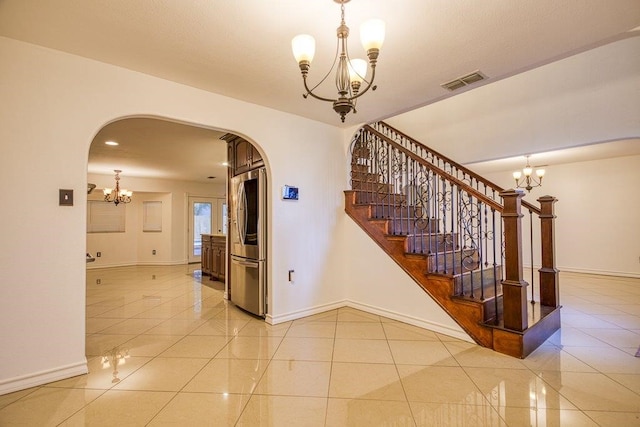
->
(291, 0), (385, 122)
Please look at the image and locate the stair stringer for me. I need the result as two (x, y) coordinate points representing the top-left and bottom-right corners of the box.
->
(345, 190), (494, 349)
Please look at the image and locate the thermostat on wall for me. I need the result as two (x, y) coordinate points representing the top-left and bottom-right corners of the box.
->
(282, 185), (299, 200)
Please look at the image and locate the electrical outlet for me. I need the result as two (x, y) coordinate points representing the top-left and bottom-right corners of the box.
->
(288, 270), (295, 282)
(152, 249), (156, 255)
(96, 252), (101, 257)
(96, 279), (101, 285)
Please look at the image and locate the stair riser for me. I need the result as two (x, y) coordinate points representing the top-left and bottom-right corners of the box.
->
(356, 191), (406, 205)
(407, 233), (456, 253)
(427, 250), (479, 275)
(351, 172), (381, 183)
(389, 218), (440, 235)
(370, 205), (423, 219)
(454, 267), (503, 296)
(351, 181), (393, 192)
(351, 147), (371, 159)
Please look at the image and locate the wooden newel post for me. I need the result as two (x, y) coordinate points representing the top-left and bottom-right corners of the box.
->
(500, 189), (528, 331)
(537, 195), (559, 307)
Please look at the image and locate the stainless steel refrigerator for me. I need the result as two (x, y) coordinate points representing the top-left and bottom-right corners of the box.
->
(229, 167), (267, 316)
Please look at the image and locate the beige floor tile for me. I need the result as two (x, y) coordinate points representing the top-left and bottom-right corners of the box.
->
(237, 320), (291, 337)
(120, 334), (182, 357)
(254, 360), (331, 397)
(85, 334), (137, 356)
(291, 310), (338, 324)
(333, 338), (394, 363)
(539, 371), (640, 412)
(382, 321), (440, 341)
(547, 326), (612, 347)
(608, 373), (640, 395)
(236, 395), (327, 427)
(46, 355), (151, 390)
(337, 309), (382, 322)
(398, 365), (484, 404)
(272, 337), (334, 362)
(444, 341), (528, 369)
(159, 335), (231, 358)
(521, 345), (598, 373)
(336, 321), (386, 339)
(464, 367), (577, 410)
(327, 398), (415, 427)
(0, 387), (39, 410)
(113, 357), (208, 391)
(561, 313), (619, 329)
(285, 322), (336, 338)
(58, 390), (175, 426)
(580, 327), (640, 349)
(148, 392), (250, 426)
(98, 317), (164, 335)
(410, 401), (506, 427)
(329, 362), (405, 401)
(189, 318), (251, 336)
(183, 358), (269, 394)
(213, 307), (257, 321)
(171, 306), (222, 320)
(85, 317), (126, 334)
(0, 387), (103, 427)
(583, 410), (640, 427)
(143, 318), (206, 335)
(388, 340), (458, 366)
(215, 336), (283, 360)
(561, 345), (640, 374)
(497, 407), (598, 427)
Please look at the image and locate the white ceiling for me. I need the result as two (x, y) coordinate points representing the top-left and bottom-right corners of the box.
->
(1, 0), (639, 181)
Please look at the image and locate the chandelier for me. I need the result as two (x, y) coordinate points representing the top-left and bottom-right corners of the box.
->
(103, 170), (132, 206)
(291, 0), (385, 122)
(513, 156), (545, 192)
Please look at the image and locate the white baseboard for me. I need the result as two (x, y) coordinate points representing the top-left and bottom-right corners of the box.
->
(0, 359), (88, 396)
(266, 299), (473, 343)
(557, 266), (639, 279)
(266, 300), (347, 325)
(345, 300), (474, 343)
(87, 260), (187, 269)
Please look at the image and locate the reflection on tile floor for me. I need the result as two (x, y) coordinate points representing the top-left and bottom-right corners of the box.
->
(1, 266), (639, 426)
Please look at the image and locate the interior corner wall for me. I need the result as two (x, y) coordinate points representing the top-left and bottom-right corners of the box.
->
(479, 154), (640, 278)
(0, 36), (347, 394)
(86, 173), (226, 268)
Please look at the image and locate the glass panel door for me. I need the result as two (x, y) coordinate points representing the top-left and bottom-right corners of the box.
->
(188, 198), (213, 263)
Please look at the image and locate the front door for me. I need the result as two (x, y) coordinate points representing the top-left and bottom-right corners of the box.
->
(188, 197), (214, 264)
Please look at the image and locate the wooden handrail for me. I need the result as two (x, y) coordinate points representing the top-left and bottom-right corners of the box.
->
(363, 125), (504, 212)
(374, 122), (541, 215)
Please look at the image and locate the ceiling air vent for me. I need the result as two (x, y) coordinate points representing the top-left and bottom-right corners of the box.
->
(441, 71), (487, 92)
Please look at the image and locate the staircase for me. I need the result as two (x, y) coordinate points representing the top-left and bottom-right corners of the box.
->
(345, 122), (561, 358)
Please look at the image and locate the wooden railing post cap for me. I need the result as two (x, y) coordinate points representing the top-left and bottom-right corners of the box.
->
(499, 188), (525, 197)
(537, 195), (558, 203)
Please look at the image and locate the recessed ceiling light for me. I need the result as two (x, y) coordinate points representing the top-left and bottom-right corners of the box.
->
(222, 161), (229, 167)
(207, 176), (216, 179)
(105, 140), (119, 146)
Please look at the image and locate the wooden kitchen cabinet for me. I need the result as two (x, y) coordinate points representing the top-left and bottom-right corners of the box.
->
(222, 134), (264, 176)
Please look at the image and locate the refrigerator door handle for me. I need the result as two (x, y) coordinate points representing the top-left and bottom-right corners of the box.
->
(233, 259), (259, 268)
(236, 182), (245, 247)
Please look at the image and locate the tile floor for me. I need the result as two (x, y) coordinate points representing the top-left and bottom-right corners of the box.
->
(0, 266), (639, 426)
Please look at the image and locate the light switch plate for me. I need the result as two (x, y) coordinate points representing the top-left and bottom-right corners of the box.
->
(59, 189), (74, 206)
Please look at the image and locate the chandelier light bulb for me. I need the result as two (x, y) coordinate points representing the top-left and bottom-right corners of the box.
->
(360, 19), (385, 51)
(536, 169), (546, 178)
(292, 34), (316, 63)
(348, 59), (367, 84)
(523, 166), (533, 177)
(512, 171), (522, 180)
